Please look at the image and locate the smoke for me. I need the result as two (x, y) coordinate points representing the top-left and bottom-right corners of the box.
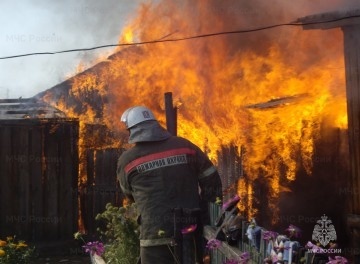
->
(120, 0), (357, 69)
(0, 0), (141, 98)
(2, 0), (359, 98)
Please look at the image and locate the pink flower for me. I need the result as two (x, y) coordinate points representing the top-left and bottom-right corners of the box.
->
(224, 259), (239, 264)
(206, 238), (221, 250)
(222, 252), (250, 264)
(327, 256), (348, 264)
(239, 252), (250, 264)
(263, 256), (273, 263)
(285, 224), (302, 238)
(82, 241), (105, 256)
(262, 231), (278, 241)
(222, 195), (240, 210)
(181, 224), (197, 235)
(305, 241), (325, 253)
(271, 254), (278, 263)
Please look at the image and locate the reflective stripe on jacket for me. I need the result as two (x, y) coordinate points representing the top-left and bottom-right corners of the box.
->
(117, 136), (222, 246)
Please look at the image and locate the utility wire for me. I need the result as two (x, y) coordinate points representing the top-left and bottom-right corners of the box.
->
(1, 14), (359, 60)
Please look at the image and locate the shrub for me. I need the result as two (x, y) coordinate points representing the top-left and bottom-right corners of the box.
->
(0, 236), (34, 264)
(96, 203), (140, 264)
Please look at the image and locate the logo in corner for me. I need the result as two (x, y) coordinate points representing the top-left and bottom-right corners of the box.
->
(312, 214), (337, 247)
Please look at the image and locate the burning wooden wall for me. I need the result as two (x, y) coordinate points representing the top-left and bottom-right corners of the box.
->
(276, 126), (349, 246)
(298, 9), (360, 260)
(216, 126), (349, 244)
(0, 118), (79, 242)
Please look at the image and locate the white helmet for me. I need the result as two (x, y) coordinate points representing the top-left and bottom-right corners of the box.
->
(120, 106), (156, 129)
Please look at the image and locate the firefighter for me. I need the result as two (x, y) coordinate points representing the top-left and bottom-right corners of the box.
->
(117, 106), (222, 264)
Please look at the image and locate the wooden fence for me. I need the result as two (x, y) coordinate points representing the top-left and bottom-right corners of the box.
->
(217, 145), (244, 200)
(0, 118), (123, 250)
(0, 118), (79, 242)
(81, 148), (123, 234)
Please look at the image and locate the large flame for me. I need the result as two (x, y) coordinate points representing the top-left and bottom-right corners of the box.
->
(45, 1), (347, 224)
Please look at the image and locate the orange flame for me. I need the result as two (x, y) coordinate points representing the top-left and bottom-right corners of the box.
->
(45, 1), (347, 224)
(121, 26), (135, 44)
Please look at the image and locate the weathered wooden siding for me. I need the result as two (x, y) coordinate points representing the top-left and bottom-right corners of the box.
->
(299, 10), (360, 260)
(0, 118), (79, 242)
(81, 148), (123, 234)
(217, 145), (244, 199)
(343, 25), (360, 215)
(212, 128), (351, 260)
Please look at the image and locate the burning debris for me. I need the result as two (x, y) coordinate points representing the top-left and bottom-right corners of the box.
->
(0, 98), (66, 119)
(245, 93), (309, 109)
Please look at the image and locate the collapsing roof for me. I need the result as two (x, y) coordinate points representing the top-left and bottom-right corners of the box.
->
(0, 98), (66, 119)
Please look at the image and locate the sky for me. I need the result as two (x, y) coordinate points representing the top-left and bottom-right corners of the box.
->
(1, 0), (360, 99)
(0, 0), (143, 99)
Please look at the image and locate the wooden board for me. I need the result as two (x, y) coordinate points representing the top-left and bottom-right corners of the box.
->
(0, 119), (78, 242)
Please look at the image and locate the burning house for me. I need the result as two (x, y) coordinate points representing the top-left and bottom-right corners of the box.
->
(1, 0), (360, 261)
(39, 0), (356, 242)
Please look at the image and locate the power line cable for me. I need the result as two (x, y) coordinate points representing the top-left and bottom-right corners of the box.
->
(0, 14), (359, 60)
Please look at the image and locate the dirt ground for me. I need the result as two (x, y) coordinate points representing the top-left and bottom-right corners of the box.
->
(30, 255), (90, 264)
(28, 240), (91, 264)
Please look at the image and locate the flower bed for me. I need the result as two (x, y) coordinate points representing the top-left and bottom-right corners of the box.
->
(206, 202), (349, 264)
(0, 236), (34, 264)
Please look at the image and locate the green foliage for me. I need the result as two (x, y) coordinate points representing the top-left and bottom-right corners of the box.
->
(96, 203), (140, 264)
(0, 236), (34, 264)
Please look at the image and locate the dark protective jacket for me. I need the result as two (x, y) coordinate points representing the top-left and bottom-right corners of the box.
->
(117, 122), (222, 247)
